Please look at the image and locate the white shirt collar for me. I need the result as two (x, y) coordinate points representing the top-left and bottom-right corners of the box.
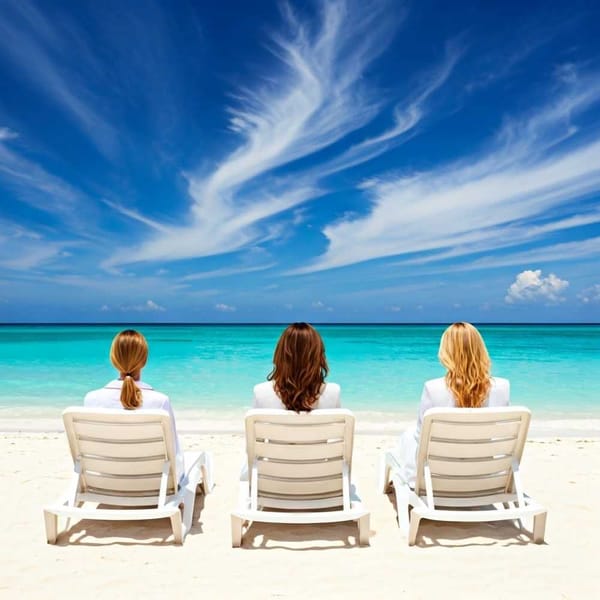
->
(104, 379), (154, 390)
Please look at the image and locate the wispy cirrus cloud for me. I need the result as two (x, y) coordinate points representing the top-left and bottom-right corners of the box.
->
(0, 127), (18, 141)
(299, 69), (600, 273)
(0, 222), (68, 270)
(0, 0), (118, 156)
(181, 263), (276, 282)
(0, 133), (105, 244)
(317, 39), (463, 176)
(103, 0), (410, 267)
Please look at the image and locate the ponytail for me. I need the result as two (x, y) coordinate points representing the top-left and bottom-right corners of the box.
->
(120, 374), (143, 409)
(109, 330), (149, 410)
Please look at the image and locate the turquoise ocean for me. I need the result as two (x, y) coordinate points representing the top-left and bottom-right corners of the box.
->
(0, 324), (598, 418)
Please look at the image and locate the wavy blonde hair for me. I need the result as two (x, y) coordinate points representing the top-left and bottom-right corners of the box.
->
(438, 322), (491, 408)
(109, 330), (148, 410)
(268, 323), (329, 412)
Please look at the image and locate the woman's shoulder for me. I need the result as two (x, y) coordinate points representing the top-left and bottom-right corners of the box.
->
(83, 388), (103, 405)
(253, 381), (276, 397)
(323, 382), (340, 395)
(423, 377), (447, 394)
(140, 386), (170, 407)
(488, 376), (510, 404)
(490, 376), (510, 389)
(83, 382), (116, 406)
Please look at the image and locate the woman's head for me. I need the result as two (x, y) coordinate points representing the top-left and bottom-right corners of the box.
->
(438, 322), (491, 408)
(109, 329), (148, 409)
(268, 322), (329, 412)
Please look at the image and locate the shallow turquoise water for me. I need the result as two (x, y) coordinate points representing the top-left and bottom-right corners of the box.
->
(0, 324), (598, 416)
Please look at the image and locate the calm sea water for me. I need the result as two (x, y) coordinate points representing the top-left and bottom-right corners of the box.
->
(0, 324), (598, 417)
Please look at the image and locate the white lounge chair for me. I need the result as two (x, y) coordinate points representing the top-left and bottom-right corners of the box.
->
(380, 407), (547, 545)
(44, 407), (214, 545)
(231, 409), (370, 547)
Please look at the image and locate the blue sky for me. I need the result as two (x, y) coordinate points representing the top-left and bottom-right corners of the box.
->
(1, 0), (599, 323)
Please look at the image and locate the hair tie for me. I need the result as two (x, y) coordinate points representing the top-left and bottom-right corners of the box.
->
(124, 372), (132, 377)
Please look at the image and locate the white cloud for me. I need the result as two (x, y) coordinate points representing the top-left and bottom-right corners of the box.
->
(312, 300), (333, 311)
(389, 305), (401, 312)
(103, 1), (409, 268)
(578, 284), (600, 304)
(215, 303), (236, 312)
(121, 299), (166, 312)
(298, 70), (600, 274)
(0, 127), (18, 141)
(100, 304), (110, 312)
(505, 269), (569, 304)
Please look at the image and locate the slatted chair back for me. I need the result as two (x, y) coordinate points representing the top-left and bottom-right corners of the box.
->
(62, 408), (177, 505)
(245, 409), (355, 511)
(415, 407), (531, 504)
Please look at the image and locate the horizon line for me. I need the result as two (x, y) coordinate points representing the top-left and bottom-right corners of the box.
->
(1, 322), (599, 327)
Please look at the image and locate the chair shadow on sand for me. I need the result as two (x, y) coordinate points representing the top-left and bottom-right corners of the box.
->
(384, 491), (546, 548)
(53, 494), (207, 547)
(238, 518), (367, 550)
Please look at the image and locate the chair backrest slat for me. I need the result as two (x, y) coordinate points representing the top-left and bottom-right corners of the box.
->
(245, 409), (354, 509)
(428, 455), (513, 477)
(62, 408), (177, 498)
(428, 438), (517, 459)
(415, 407), (531, 498)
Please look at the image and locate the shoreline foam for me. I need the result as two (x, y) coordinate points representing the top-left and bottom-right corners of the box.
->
(1, 409), (599, 437)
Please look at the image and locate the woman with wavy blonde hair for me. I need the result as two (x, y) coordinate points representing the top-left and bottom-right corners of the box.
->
(253, 322), (341, 411)
(438, 322), (492, 408)
(83, 329), (184, 480)
(395, 322), (510, 484)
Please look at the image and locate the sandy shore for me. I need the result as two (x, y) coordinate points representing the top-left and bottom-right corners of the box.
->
(1, 426), (599, 599)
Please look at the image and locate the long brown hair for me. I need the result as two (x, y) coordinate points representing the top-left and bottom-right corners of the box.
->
(438, 322), (491, 408)
(109, 330), (148, 410)
(268, 322), (329, 412)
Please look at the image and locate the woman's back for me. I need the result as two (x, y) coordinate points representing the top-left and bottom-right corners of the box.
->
(417, 376), (510, 430)
(253, 380), (341, 410)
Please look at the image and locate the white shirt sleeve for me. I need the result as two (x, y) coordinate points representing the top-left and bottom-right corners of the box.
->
(415, 382), (434, 442)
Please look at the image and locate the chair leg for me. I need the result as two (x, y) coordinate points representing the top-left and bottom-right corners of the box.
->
(170, 511), (184, 545)
(231, 515), (243, 547)
(44, 510), (58, 544)
(392, 475), (410, 534)
(408, 512), (422, 546)
(199, 451), (214, 495)
(533, 511), (547, 544)
(357, 514), (370, 546)
(181, 486), (196, 535)
(378, 453), (391, 494)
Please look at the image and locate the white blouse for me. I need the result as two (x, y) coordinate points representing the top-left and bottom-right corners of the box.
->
(252, 381), (341, 410)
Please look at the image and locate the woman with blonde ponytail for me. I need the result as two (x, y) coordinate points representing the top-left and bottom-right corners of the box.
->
(84, 330), (184, 481)
(395, 322), (510, 484)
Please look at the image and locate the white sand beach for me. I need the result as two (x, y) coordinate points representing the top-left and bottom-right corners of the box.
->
(1, 424), (599, 599)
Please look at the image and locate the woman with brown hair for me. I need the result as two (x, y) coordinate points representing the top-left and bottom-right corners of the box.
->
(396, 322), (509, 483)
(253, 322), (340, 410)
(84, 329), (184, 480)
